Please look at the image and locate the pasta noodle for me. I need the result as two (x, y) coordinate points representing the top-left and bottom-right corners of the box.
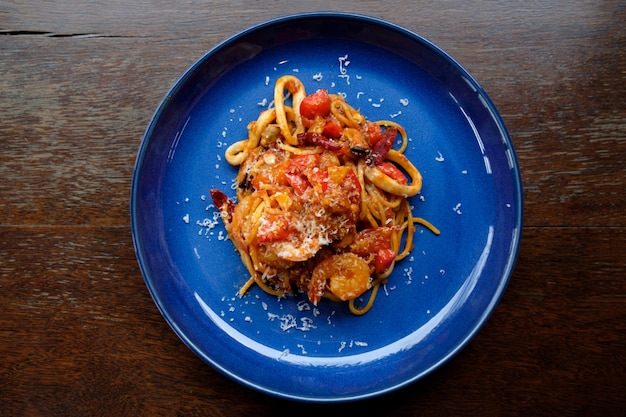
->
(211, 75), (439, 315)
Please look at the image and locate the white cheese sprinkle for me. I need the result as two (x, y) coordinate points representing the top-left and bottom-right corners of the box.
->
(338, 54), (350, 84)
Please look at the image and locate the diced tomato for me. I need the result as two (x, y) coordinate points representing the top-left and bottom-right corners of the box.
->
(363, 122), (383, 146)
(375, 248), (396, 274)
(285, 172), (310, 195)
(322, 120), (342, 138)
(376, 161), (408, 184)
(289, 154), (321, 171)
(344, 168), (362, 204)
(284, 154), (321, 195)
(325, 166), (361, 203)
(310, 169), (329, 193)
(300, 89), (331, 120)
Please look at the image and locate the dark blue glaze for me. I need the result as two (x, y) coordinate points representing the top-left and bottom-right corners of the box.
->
(131, 12), (522, 402)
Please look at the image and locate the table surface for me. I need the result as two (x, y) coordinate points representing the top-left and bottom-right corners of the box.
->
(2, 1), (625, 415)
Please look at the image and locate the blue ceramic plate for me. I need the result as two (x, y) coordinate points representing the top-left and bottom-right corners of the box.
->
(131, 13), (522, 402)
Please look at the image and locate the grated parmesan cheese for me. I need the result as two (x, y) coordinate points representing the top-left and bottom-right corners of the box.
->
(338, 54), (350, 84)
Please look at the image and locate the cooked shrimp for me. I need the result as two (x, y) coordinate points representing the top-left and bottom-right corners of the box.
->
(308, 252), (371, 305)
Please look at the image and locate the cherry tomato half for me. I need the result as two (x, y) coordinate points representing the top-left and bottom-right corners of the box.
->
(376, 161), (408, 184)
(300, 89), (331, 120)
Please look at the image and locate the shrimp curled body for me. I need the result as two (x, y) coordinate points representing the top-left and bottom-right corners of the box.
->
(308, 253), (372, 305)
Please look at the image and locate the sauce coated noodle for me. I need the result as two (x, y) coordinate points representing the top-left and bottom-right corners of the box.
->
(211, 75), (439, 315)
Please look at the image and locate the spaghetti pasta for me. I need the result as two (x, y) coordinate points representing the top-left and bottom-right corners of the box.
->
(211, 75), (439, 315)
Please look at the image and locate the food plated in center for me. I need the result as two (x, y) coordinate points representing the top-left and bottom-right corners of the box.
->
(211, 75), (438, 315)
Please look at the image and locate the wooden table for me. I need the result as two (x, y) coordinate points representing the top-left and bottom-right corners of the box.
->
(2, 1), (625, 415)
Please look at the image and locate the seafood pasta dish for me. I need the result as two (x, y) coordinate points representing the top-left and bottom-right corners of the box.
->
(211, 75), (438, 315)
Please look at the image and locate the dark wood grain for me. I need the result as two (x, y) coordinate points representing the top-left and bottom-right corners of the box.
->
(2, 1), (625, 416)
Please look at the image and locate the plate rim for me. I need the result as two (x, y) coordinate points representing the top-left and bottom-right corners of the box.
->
(131, 11), (523, 402)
